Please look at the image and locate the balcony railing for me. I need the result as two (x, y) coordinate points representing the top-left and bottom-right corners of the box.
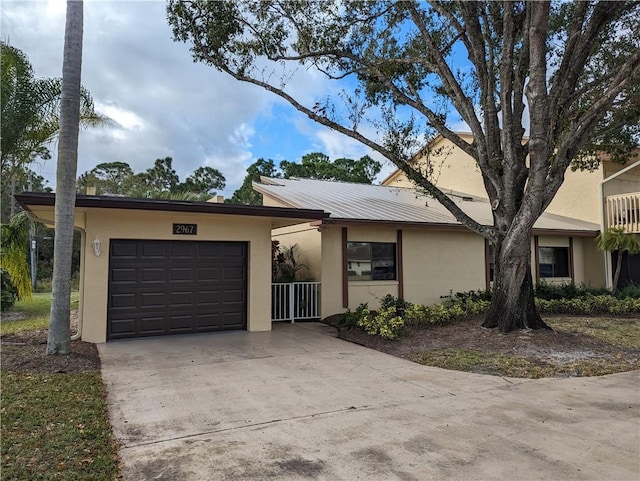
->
(605, 192), (640, 233)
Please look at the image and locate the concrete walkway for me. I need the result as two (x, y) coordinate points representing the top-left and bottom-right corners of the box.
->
(98, 323), (640, 481)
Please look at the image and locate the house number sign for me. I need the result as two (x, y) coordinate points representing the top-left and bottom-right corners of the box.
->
(173, 223), (198, 235)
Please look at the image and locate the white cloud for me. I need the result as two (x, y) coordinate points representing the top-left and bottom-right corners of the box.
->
(1, 0), (394, 196)
(95, 102), (144, 131)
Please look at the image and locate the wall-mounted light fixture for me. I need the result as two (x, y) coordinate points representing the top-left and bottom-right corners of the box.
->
(92, 238), (102, 257)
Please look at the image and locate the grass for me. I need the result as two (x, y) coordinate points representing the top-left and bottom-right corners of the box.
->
(408, 348), (638, 378)
(546, 316), (640, 349)
(0, 292), (78, 335)
(1, 292), (119, 481)
(1, 372), (120, 481)
(408, 316), (640, 378)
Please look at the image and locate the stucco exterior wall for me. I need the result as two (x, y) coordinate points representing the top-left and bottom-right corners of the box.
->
(74, 208), (273, 343)
(320, 226), (345, 317)
(272, 223), (322, 281)
(317, 225), (602, 319)
(545, 169), (603, 223)
(262, 193), (294, 208)
(383, 139), (640, 225)
(583, 238), (606, 288)
(319, 225), (486, 317)
(403, 229), (486, 305)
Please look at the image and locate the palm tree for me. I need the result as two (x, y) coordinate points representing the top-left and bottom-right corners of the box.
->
(47, 0), (84, 355)
(596, 227), (640, 293)
(1, 42), (110, 218)
(0, 211), (32, 301)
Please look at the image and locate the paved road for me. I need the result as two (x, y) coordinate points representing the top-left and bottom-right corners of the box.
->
(98, 323), (640, 481)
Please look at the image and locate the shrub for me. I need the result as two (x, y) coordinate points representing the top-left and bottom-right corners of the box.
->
(1, 269), (17, 311)
(616, 283), (640, 300)
(535, 295), (640, 314)
(339, 303), (369, 328)
(449, 289), (492, 302)
(357, 306), (404, 340)
(404, 298), (490, 327)
(379, 294), (413, 312)
(460, 298), (491, 316)
(534, 281), (610, 300)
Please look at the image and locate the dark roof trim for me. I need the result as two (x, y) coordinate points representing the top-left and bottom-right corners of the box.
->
(15, 192), (329, 220)
(313, 217), (599, 236)
(531, 228), (599, 237)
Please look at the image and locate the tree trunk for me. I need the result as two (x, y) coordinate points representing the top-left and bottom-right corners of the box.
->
(612, 251), (622, 294)
(47, 0), (83, 355)
(10, 174), (17, 219)
(482, 227), (551, 333)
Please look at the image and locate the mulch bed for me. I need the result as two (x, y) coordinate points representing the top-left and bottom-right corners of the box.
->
(1, 328), (101, 373)
(323, 314), (640, 365)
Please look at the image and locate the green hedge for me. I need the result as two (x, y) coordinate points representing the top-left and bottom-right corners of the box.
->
(535, 295), (640, 314)
(339, 290), (640, 340)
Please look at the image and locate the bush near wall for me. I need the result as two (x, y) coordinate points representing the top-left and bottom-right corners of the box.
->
(346, 286), (640, 340)
(535, 296), (640, 314)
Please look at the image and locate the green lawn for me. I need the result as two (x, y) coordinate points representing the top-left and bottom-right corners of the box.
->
(409, 347), (637, 378)
(1, 293), (120, 481)
(0, 292), (78, 335)
(408, 316), (640, 378)
(1, 372), (119, 480)
(546, 316), (640, 349)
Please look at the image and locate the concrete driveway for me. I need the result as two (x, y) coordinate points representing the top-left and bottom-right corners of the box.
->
(98, 323), (640, 481)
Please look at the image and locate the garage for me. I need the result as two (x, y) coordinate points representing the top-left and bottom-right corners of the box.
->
(15, 192), (327, 343)
(108, 240), (247, 340)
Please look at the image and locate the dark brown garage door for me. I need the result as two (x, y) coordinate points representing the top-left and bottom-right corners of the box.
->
(107, 240), (247, 340)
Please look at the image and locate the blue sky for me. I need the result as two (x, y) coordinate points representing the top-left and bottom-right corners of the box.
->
(2, 0), (395, 197)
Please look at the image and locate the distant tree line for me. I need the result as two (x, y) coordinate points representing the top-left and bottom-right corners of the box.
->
(229, 152), (381, 205)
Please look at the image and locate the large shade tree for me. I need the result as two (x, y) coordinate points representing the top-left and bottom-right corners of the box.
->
(168, 1), (640, 332)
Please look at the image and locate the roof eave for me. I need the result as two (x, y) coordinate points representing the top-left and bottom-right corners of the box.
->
(14, 192), (329, 222)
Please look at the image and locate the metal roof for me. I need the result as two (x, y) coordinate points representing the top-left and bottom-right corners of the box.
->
(254, 177), (600, 234)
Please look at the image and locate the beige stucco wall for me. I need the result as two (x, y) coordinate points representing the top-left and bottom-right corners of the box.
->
(403, 229), (486, 305)
(317, 225), (603, 319)
(320, 226), (345, 317)
(545, 169), (602, 223)
(272, 223), (322, 281)
(64, 208), (273, 343)
(582, 238), (606, 288)
(383, 138), (640, 224)
(319, 225), (486, 317)
(262, 193), (294, 208)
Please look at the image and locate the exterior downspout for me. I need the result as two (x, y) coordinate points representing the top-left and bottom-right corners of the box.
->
(598, 159), (640, 290)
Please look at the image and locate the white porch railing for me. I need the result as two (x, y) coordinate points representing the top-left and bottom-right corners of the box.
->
(606, 192), (640, 233)
(272, 282), (321, 322)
